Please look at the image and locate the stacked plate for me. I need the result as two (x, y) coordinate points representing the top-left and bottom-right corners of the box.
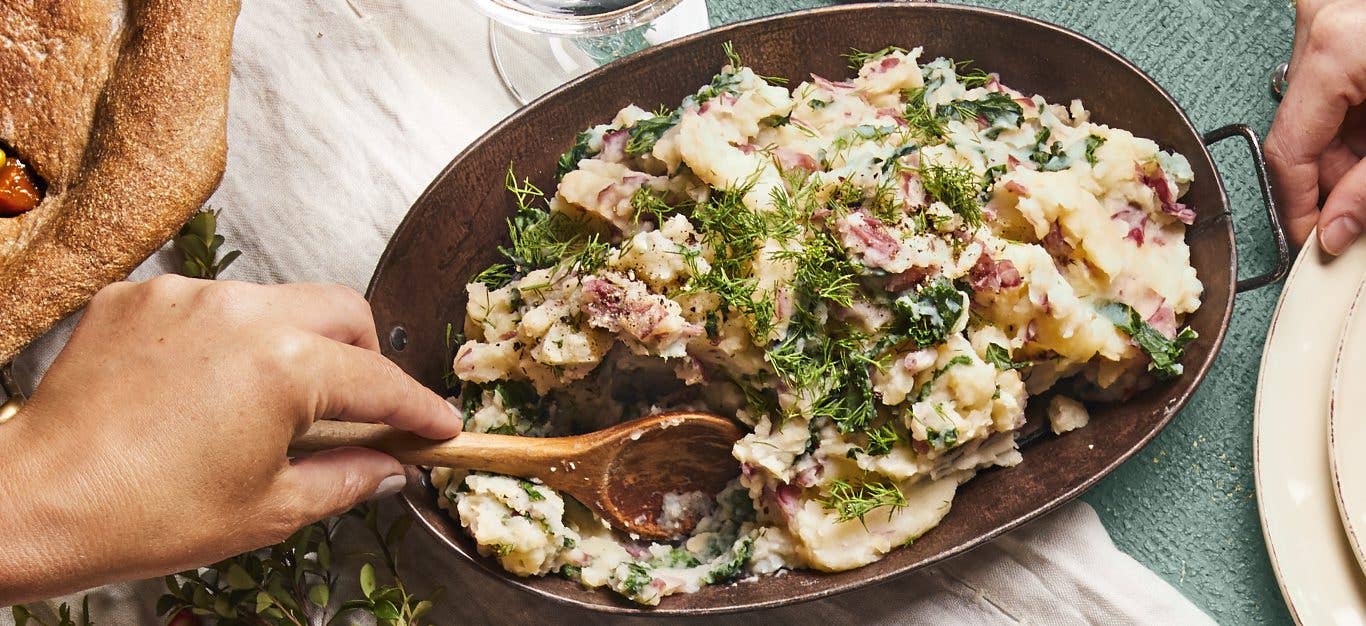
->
(1256, 232), (1366, 623)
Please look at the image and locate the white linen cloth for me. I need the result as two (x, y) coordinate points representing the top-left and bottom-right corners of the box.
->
(7, 1), (1214, 623)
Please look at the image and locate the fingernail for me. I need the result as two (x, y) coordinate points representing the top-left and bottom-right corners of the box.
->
(370, 474), (407, 500)
(1322, 216), (1362, 255)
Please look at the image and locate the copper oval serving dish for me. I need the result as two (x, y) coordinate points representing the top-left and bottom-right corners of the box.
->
(366, 3), (1286, 615)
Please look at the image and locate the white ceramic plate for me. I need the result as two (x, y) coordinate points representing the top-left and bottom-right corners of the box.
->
(1256, 232), (1366, 625)
(1331, 277), (1366, 576)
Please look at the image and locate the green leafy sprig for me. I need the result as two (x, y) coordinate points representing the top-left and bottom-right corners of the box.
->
(475, 167), (609, 290)
(175, 209), (241, 279)
(842, 45), (910, 70)
(819, 478), (907, 526)
(156, 505), (436, 626)
(10, 598), (93, 626)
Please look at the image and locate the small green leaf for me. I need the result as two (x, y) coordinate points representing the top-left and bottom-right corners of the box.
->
(360, 562), (377, 598)
(12, 606), (30, 626)
(309, 583), (330, 608)
(189, 211), (216, 241)
(175, 235), (210, 262)
(984, 343), (1031, 371)
(372, 586), (401, 605)
(217, 250), (241, 274)
(338, 599), (372, 612)
(191, 586), (209, 608)
(255, 591), (274, 614)
(181, 259), (203, 278)
(225, 563), (255, 590)
(156, 593), (181, 616)
(212, 594), (233, 618)
(317, 539), (331, 570)
(374, 600), (400, 620)
(412, 600), (434, 619)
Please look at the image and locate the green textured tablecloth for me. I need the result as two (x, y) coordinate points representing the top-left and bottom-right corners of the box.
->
(707, 1), (1295, 623)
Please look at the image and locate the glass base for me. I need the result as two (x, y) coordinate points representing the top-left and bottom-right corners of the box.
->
(488, 21), (598, 105)
(486, 0), (710, 105)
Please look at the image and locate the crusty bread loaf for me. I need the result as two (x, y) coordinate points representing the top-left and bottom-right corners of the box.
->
(0, 0), (240, 362)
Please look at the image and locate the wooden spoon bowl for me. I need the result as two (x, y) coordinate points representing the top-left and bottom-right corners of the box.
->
(291, 412), (745, 540)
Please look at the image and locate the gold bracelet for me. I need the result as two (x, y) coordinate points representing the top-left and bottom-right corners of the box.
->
(0, 362), (25, 424)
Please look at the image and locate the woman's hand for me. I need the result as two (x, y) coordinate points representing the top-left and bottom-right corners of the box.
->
(0, 276), (461, 605)
(1266, 0), (1366, 254)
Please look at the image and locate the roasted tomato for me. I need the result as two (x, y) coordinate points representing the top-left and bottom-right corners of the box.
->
(0, 149), (42, 216)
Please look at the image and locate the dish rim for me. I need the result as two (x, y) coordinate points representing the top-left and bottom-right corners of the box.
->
(370, 1), (1237, 615)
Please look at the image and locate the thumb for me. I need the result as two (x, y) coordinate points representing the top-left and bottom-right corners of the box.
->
(1317, 158), (1366, 255)
(279, 447), (407, 522)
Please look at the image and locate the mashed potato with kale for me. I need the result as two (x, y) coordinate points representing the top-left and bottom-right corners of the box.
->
(434, 45), (1202, 605)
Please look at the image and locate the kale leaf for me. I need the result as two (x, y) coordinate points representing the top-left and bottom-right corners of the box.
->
(984, 343), (1031, 371)
(1100, 302), (1198, 379)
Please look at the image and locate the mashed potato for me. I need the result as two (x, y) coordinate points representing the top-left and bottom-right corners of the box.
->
(441, 45), (1202, 605)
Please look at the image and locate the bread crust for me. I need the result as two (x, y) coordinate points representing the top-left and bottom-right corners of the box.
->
(0, 0), (240, 361)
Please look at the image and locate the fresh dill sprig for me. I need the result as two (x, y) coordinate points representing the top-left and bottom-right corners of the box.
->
(722, 40), (743, 70)
(864, 423), (899, 456)
(768, 230), (859, 309)
(760, 110), (793, 128)
(902, 86), (947, 143)
(936, 92), (1023, 135)
(630, 186), (688, 224)
(954, 60), (993, 89)
(823, 124), (905, 168)
(482, 165), (610, 288)
(820, 478), (907, 525)
(681, 181), (801, 340)
(843, 45), (909, 70)
(720, 40), (788, 85)
(918, 163), (984, 228)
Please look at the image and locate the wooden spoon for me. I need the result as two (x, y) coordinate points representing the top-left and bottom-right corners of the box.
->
(290, 412), (745, 540)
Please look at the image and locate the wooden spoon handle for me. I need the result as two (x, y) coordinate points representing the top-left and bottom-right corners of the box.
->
(290, 421), (584, 477)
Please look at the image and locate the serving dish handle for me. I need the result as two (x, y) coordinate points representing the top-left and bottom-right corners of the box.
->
(1203, 123), (1290, 292)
